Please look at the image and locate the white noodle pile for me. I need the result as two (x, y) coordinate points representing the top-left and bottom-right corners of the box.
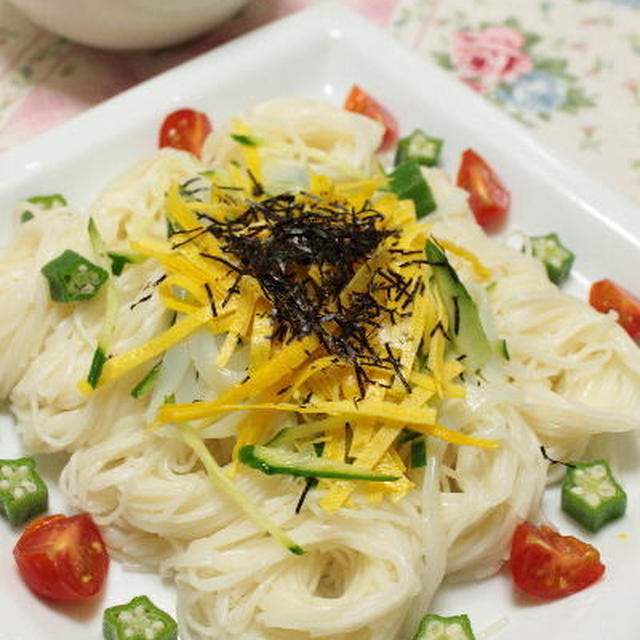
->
(172, 496), (429, 640)
(91, 148), (203, 245)
(10, 261), (168, 452)
(0, 206), (85, 398)
(425, 167), (640, 460)
(203, 97), (384, 185)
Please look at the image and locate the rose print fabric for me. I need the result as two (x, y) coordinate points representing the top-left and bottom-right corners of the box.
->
(0, 0), (639, 200)
(437, 19), (595, 121)
(418, 2), (639, 200)
(449, 25), (535, 94)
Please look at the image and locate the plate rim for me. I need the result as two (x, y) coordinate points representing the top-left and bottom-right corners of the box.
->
(0, 4), (639, 639)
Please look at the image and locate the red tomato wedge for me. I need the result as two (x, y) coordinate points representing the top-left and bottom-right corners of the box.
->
(589, 278), (640, 340)
(159, 108), (212, 158)
(510, 522), (604, 599)
(456, 149), (510, 229)
(13, 513), (109, 601)
(343, 85), (398, 152)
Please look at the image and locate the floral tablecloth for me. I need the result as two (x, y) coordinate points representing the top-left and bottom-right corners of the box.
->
(0, 0), (639, 201)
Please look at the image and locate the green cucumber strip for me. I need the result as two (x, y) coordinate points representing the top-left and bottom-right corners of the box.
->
(410, 438), (427, 468)
(88, 217), (108, 257)
(266, 417), (345, 446)
(98, 282), (118, 351)
(85, 276), (118, 389)
(87, 345), (107, 389)
(27, 193), (67, 209)
(0, 457), (48, 526)
(86, 218), (118, 388)
(166, 217), (178, 238)
(240, 445), (399, 482)
(389, 159), (436, 218)
(397, 428), (422, 444)
(414, 350), (428, 373)
(181, 427), (304, 555)
(492, 338), (510, 361)
(394, 129), (443, 168)
(22, 193), (68, 221)
(230, 133), (258, 147)
(561, 460), (626, 532)
(530, 233), (575, 285)
(130, 361), (162, 398)
(103, 595), (177, 640)
(41, 250), (109, 302)
(107, 251), (146, 276)
(426, 240), (492, 372)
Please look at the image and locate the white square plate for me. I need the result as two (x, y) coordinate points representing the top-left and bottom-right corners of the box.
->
(0, 3), (639, 638)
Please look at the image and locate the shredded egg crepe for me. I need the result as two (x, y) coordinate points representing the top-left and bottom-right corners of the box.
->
(1, 97), (640, 640)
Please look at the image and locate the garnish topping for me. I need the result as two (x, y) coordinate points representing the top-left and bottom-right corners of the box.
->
(78, 130), (499, 547)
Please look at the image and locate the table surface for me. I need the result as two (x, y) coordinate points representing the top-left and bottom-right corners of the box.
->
(0, 0), (639, 204)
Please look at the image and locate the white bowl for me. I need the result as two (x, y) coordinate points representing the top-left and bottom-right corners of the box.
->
(7, 0), (251, 50)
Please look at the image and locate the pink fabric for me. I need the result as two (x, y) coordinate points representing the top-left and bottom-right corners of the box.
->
(0, 0), (395, 150)
(451, 26), (533, 94)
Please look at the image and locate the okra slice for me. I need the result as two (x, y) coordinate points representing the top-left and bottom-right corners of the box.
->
(103, 595), (177, 640)
(562, 460), (626, 532)
(411, 613), (476, 640)
(530, 233), (574, 285)
(394, 129), (443, 167)
(0, 457), (48, 526)
(389, 159), (436, 218)
(41, 250), (109, 302)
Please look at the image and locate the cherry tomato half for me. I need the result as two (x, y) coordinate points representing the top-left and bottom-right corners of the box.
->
(158, 108), (212, 158)
(13, 513), (109, 601)
(343, 85), (398, 152)
(590, 278), (640, 340)
(510, 522), (604, 599)
(456, 149), (510, 229)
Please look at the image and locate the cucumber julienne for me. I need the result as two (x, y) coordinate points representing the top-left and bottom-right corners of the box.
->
(239, 445), (400, 482)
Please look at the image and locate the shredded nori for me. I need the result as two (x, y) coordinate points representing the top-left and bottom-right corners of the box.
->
(540, 445), (576, 468)
(181, 185), (424, 394)
(295, 477), (318, 514)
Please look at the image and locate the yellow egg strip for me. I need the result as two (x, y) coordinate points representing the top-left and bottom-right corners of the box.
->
(437, 238), (491, 280)
(215, 281), (257, 368)
(80, 305), (221, 393)
(157, 335), (320, 423)
(231, 118), (262, 183)
(249, 299), (272, 375)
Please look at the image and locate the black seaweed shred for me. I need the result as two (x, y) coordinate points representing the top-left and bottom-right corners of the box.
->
(187, 186), (426, 394)
(204, 282), (217, 317)
(130, 293), (153, 310)
(295, 478), (318, 514)
(540, 445), (576, 468)
(452, 295), (460, 335)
